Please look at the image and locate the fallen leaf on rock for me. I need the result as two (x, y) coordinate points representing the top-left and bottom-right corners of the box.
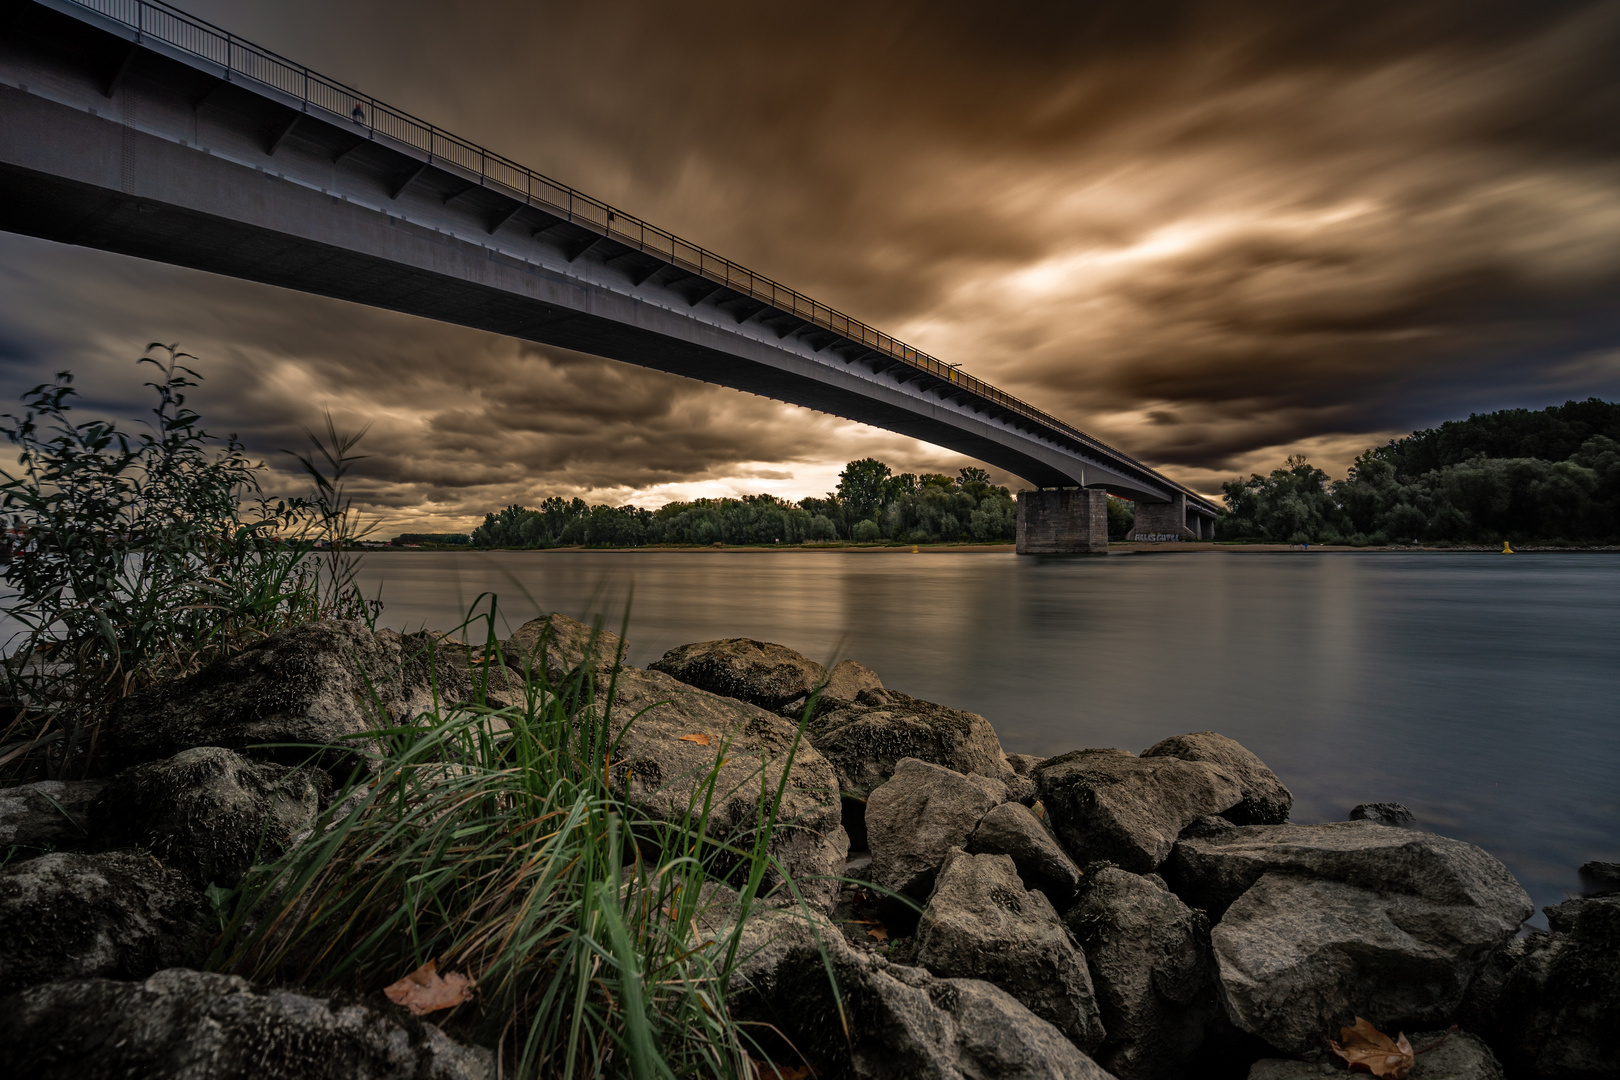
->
(1330, 1017), (1414, 1079)
(679, 733), (711, 746)
(383, 958), (474, 1016)
(866, 924), (889, 943)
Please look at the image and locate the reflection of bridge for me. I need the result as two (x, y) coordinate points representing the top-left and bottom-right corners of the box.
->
(0, 0), (1218, 552)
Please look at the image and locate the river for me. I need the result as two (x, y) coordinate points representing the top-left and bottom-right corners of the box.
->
(361, 549), (1618, 925)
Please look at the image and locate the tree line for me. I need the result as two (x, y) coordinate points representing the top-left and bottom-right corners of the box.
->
(1217, 399), (1620, 544)
(469, 459), (1028, 548)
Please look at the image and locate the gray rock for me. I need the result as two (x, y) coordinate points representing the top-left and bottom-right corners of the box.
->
(591, 666), (848, 910)
(1179, 815), (1238, 840)
(650, 637), (825, 710)
(1248, 1029), (1503, 1079)
(727, 907), (1116, 1080)
(1035, 749), (1244, 874)
(1007, 753), (1045, 778)
(499, 612), (626, 685)
(780, 660), (888, 721)
(1141, 732), (1293, 826)
(1004, 773), (1039, 805)
(1580, 860), (1620, 885)
(867, 759), (1001, 899)
(1247, 1029), (1504, 1080)
(1351, 802), (1416, 827)
(1213, 870), (1529, 1057)
(1408, 1029), (1506, 1080)
(917, 851), (1106, 1051)
(1161, 821), (1534, 920)
(107, 622), (481, 776)
(1065, 867), (1215, 1080)
(0, 968), (493, 1079)
(822, 659), (885, 706)
(968, 801), (1083, 904)
(1543, 891), (1620, 934)
(91, 747), (324, 887)
(0, 779), (105, 850)
(1490, 896), (1620, 1079)
(0, 851), (209, 993)
(808, 689), (1015, 799)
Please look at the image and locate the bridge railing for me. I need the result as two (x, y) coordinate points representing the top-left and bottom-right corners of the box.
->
(62, 0), (1208, 505)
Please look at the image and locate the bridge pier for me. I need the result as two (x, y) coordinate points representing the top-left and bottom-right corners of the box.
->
(1131, 492), (1209, 541)
(1016, 488), (1109, 554)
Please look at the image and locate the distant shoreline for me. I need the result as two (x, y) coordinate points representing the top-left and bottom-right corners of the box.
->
(369, 541), (1620, 555)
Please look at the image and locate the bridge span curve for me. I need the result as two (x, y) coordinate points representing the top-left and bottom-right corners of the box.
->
(0, 0), (1218, 547)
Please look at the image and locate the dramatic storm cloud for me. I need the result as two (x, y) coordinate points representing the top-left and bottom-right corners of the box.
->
(4, 0), (1619, 527)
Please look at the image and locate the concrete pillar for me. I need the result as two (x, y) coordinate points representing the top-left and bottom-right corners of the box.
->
(1016, 488), (1109, 554)
(1132, 493), (1198, 541)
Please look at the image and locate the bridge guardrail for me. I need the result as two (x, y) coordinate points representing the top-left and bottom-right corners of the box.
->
(60, 0), (1211, 508)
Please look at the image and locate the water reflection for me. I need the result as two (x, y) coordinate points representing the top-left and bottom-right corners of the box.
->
(360, 549), (1620, 926)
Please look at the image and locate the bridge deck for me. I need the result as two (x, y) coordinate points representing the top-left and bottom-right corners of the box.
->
(0, 0), (1218, 518)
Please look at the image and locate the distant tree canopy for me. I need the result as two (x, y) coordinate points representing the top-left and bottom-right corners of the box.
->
(390, 533), (470, 546)
(469, 461), (1020, 548)
(1217, 400), (1620, 544)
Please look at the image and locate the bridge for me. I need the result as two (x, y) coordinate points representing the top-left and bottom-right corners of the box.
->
(0, 0), (1220, 552)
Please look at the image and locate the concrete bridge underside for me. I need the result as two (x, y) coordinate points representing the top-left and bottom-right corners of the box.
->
(0, 0), (1219, 551)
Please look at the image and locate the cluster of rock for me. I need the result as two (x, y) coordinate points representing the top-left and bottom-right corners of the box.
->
(0, 618), (1615, 1079)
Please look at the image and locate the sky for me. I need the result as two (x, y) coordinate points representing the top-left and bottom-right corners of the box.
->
(4, 0), (1620, 532)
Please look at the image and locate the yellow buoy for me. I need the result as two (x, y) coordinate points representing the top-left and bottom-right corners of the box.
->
(1502, 541), (1514, 554)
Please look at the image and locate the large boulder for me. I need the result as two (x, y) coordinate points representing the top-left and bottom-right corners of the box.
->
(1487, 894), (1620, 1079)
(866, 758), (1003, 900)
(1213, 870), (1529, 1058)
(650, 638), (825, 710)
(968, 801), (1083, 904)
(0, 968), (493, 1079)
(1064, 867), (1216, 1080)
(499, 612), (626, 686)
(1140, 732), (1292, 826)
(916, 851), (1106, 1051)
(91, 747), (324, 887)
(1035, 749), (1244, 873)
(1248, 1029), (1504, 1079)
(727, 907), (1117, 1080)
(106, 622), (482, 776)
(589, 666), (847, 910)
(779, 658), (887, 720)
(1160, 821), (1534, 920)
(0, 779), (105, 851)
(808, 689), (1014, 800)
(0, 851), (209, 993)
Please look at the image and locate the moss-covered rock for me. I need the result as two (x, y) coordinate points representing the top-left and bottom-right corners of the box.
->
(92, 747), (324, 887)
(0, 968), (493, 1079)
(0, 851), (208, 994)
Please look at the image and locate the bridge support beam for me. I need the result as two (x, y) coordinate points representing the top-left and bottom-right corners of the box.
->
(1016, 488), (1109, 554)
(1132, 493), (1201, 541)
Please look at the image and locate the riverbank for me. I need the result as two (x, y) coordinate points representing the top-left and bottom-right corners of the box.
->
(377, 540), (1620, 555)
(3, 617), (1613, 1078)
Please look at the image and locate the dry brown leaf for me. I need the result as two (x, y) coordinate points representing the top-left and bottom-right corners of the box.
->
(1330, 1017), (1414, 1079)
(679, 732), (711, 746)
(750, 1058), (814, 1079)
(866, 924), (890, 943)
(383, 958), (474, 1016)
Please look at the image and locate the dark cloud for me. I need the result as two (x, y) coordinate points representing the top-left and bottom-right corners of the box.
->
(5, 0), (1620, 527)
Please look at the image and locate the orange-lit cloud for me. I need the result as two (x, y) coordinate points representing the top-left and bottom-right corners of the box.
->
(3, 0), (1619, 530)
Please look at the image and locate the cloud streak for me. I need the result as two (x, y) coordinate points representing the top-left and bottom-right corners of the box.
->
(4, 0), (1619, 528)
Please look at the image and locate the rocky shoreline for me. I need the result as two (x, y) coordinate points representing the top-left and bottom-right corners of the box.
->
(1, 617), (1615, 1079)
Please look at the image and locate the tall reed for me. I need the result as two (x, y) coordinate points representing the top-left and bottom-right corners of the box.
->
(213, 603), (824, 1079)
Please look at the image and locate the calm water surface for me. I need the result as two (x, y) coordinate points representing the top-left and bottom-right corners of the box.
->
(356, 549), (1620, 926)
